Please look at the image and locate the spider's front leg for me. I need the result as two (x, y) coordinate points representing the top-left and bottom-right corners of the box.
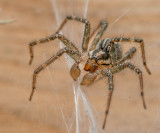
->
(29, 33), (79, 65)
(29, 47), (80, 101)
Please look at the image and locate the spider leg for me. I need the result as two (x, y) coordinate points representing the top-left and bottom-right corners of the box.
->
(117, 47), (136, 64)
(55, 15), (90, 53)
(29, 47), (80, 101)
(89, 20), (108, 51)
(96, 45), (136, 67)
(101, 62), (147, 128)
(101, 69), (113, 129)
(29, 33), (79, 65)
(110, 62), (147, 109)
(111, 37), (151, 75)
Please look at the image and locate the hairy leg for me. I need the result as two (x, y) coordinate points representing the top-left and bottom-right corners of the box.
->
(111, 37), (151, 74)
(29, 47), (80, 101)
(94, 47), (136, 66)
(117, 47), (136, 64)
(89, 20), (108, 51)
(56, 15), (90, 52)
(101, 69), (113, 129)
(110, 62), (147, 109)
(29, 33), (79, 65)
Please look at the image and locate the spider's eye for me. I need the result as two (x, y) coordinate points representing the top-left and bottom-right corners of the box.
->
(92, 57), (98, 62)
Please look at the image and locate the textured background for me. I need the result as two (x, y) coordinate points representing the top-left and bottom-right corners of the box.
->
(0, 0), (160, 133)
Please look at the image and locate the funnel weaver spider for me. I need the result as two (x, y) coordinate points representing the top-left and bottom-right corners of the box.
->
(28, 15), (151, 129)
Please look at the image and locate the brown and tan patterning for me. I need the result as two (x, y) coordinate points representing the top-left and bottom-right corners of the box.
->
(28, 15), (151, 129)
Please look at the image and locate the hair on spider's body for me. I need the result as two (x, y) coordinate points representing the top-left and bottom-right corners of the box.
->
(88, 38), (123, 64)
(28, 15), (151, 129)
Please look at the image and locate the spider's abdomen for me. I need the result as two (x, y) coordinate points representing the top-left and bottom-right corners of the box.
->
(97, 38), (122, 60)
(96, 38), (111, 50)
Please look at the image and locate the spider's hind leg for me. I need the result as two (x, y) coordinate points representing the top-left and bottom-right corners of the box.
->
(110, 62), (147, 109)
(125, 63), (147, 109)
(111, 37), (151, 75)
(117, 47), (137, 64)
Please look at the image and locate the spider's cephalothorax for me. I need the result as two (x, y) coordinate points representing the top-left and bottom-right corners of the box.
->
(28, 15), (151, 129)
(84, 38), (123, 73)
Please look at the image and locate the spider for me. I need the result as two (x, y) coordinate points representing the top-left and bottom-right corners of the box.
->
(28, 15), (151, 129)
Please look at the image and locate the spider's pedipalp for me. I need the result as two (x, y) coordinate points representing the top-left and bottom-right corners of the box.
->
(81, 70), (100, 85)
(70, 62), (81, 81)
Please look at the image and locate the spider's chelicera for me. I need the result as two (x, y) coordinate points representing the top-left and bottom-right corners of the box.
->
(28, 15), (151, 129)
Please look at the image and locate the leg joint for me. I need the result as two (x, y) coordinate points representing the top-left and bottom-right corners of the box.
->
(141, 92), (144, 96)
(113, 37), (120, 42)
(135, 68), (142, 74)
(34, 66), (43, 74)
(34, 70), (38, 74)
(101, 69), (112, 77)
(105, 110), (108, 115)
(109, 84), (113, 90)
(63, 47), (79, 56)
(135, 38), (143, 43)
(125, 62), (135, 69)
(100, 20), (108, 25)
(67, 15), (73, 19)
(67, 15), (90, 25)
(49, 33), (62, 40)
(30, 41), (37, 46)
